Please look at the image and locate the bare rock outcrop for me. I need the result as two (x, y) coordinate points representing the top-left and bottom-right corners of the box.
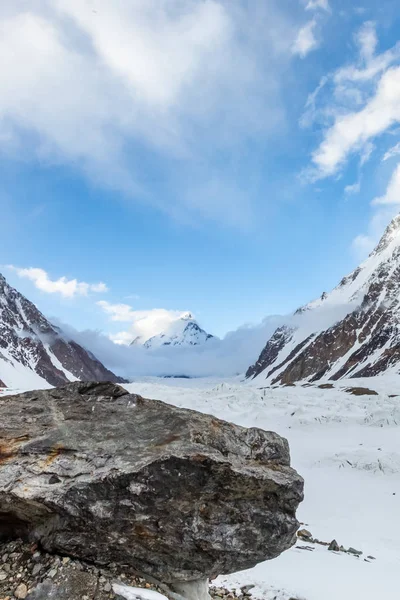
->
(0, 382), (303, 595)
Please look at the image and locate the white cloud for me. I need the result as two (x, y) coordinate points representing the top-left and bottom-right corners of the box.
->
(345, 182), (361, 195)
(97, 300), (192, 345)
(8, 266), (108, 298)
(305, 22), (400, 179)
(0, 1), (299, 226)
(352, 233), (375, 257)
(312, 65), (400, 176)
(372, 163), (400, 206)
(292, 19), (319, 58)
(355, 21), (378, 62)
(306, 0), (330, 12)
(56, 314), (284, 378)
(383, 142), (400, 161)
(301, 21), (400, 259)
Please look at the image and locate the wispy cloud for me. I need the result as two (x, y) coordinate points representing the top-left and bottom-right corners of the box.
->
(7, 266), (108, 298)
(301, 21), (400, 260)
(372, 164), (400, 206)
(383, 142), (400, 162)
(345, 181), (361, 195)
(292, 19), (319, 58)
(0, 1), (301, 228)
(305, 0), (331, 13)
(304, 22), (400, 179)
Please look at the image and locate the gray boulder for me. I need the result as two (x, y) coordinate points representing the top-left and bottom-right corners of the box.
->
(0, 382), (303, 588)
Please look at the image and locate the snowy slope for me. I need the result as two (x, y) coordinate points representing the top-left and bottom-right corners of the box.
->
(247, 213), (400, 384)
(123, 376), (400, 600)
(0, 273), (124, 388)
(131, 312), (214, 349)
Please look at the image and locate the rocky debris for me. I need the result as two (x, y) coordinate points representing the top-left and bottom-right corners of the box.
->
(345, 387), (378, 397)
(209, 585), (254, 599)
(0, 539), (253, 600)
(247, 212), (400, 384)
(0, 272), (125, 387)
(0, 382), (303, 594)
(296, 531), (366, 559)
(347, 547), (363, 557)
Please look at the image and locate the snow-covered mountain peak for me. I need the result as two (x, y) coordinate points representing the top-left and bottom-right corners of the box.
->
(301, 212), (400, 315)
(131, 312), (214, 350)
(247, 212), (400, 383)
(181, 312), (194, 320)
(373, 213), (400, 255)
(0, 273), (123, 388)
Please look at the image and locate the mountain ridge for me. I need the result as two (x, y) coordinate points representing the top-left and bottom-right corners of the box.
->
(247, 213), (400, 384)
(0, 273), (125, 388)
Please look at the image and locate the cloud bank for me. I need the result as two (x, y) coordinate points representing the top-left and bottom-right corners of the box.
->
(57, 315), (284, 379)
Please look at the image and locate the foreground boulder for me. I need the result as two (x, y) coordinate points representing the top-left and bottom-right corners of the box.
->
(0, 382), (303, 595)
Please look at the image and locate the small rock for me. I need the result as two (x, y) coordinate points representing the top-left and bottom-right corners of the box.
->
(14, 583), (28, 599)
(347, 547), (362, 556)
(103, 582), (112, 592)
(241, 584), (255, 594)
(47, 569), (58, 579)
(297, 529), (312, 540)
(328, 540), (340, 552)
(0, 570), (7, 581)
(32, 564), (42, 577)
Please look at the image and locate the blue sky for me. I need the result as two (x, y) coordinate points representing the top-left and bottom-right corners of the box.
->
(2, 0), (400, 341)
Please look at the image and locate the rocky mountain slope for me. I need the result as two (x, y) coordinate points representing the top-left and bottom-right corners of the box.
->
(131, 312), (214, 349)
(247, 213), (400, 384)
(0, 273), (124, 388)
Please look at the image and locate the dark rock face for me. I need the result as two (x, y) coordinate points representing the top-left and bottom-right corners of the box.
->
(0, 273), (124, 386)
(0, 382), (303, 584)
(247, 213), (400, 384)
(246, 327), (293, 379)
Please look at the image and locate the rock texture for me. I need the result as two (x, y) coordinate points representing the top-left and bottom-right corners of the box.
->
(0, 273), (124, 388)
(0, 382), (303, 586)
(247, 213), (400, 384)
